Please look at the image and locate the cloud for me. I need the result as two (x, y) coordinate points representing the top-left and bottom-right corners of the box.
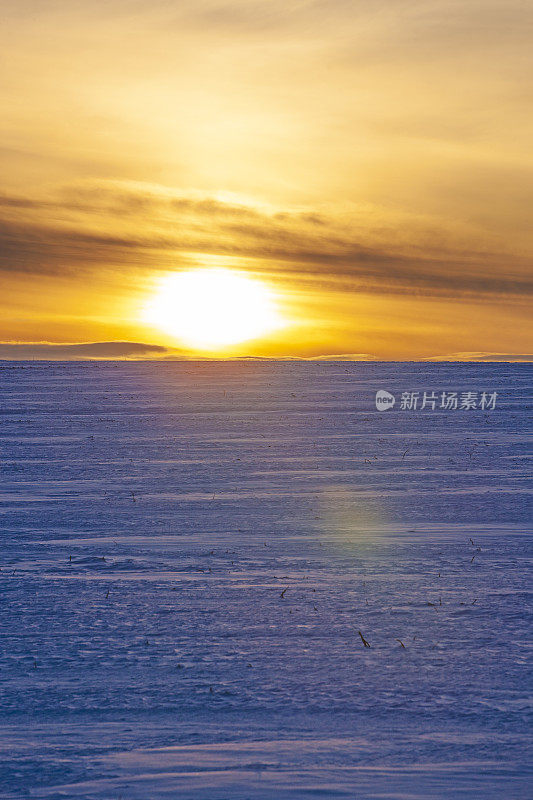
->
(310, 353), (380, 361)
(1, 182), (531, 301)
(428, 351), (533, 362)
(2, 341), (530, 361)
(0, 341), (169, 360)
(0, 341), (378, 361)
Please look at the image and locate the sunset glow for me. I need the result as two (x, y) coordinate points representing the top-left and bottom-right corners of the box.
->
(0, 1), (531, 360)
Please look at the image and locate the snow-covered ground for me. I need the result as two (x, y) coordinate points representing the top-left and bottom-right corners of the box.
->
(0, 361), (531, 799)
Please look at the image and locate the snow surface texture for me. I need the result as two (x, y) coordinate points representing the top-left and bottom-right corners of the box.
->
(0, 361), (531, 799)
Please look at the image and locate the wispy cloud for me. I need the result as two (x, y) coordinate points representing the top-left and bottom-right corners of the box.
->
(1, 182), (531, 301)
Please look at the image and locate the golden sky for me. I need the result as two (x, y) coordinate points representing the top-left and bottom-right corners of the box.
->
(1, 0), (531, 359)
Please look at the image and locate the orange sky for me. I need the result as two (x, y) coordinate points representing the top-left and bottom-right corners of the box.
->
(0, 0), (531, 359)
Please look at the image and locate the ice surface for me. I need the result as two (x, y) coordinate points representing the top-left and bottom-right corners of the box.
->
(0, 361), (531, 799)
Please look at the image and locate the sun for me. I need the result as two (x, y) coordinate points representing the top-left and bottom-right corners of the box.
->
(142, 268), (284, 350)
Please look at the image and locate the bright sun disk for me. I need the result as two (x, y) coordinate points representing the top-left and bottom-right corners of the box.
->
(142, 268), (284, 349)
